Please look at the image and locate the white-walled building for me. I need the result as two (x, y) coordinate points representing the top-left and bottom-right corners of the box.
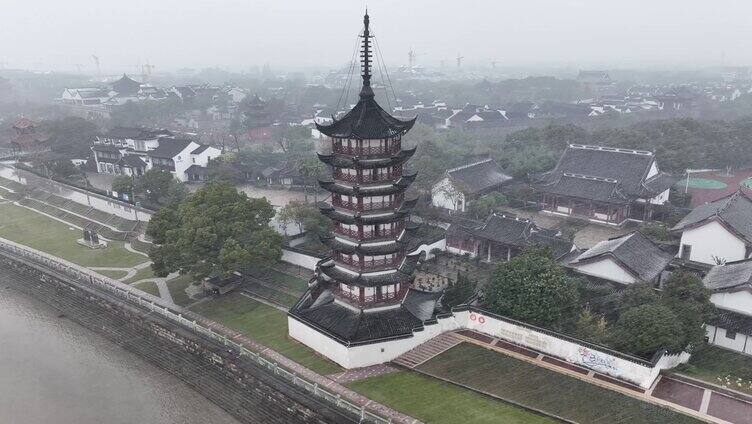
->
(703, 259), (752, 355)
(146, 139), (220, 182)
(671, 190), (752, 265)
(91, 127), (221, 182)
(567, 232), (672, 286)
(431, 158), (512, 212)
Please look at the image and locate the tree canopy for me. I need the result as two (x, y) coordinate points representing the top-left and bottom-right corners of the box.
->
(111, 175), (134, 196)
(277, 200), (328, 238)
(135, 169), (185, 206)
(146, 182), (283, 279)
(610, 304), (685, 357)
(485, 248), (580, 328)
(661, 272), (715, 351)
(468, 192), (508, 219)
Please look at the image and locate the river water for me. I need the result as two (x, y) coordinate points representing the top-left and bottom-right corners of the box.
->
(0, 286), (240, 424)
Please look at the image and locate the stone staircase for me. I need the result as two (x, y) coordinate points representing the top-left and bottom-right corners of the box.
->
(392, 332), (462, 369)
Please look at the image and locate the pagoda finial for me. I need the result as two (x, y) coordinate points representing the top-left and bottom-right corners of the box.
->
(359, 9), (374, 98)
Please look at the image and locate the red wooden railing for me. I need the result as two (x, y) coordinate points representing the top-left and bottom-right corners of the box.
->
(333, 168), (402, 184)
(331, 194), (403, 212)
(332, 141), (401, 156)
(335, 253), (405, 270)
(332, 197), (402, 212)
(333, 223), (404, 240)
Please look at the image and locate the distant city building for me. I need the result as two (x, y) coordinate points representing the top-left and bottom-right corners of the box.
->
(242, 94), (275, 142)
(577, 70), (615, 96)
(59, 74), (166, 118)
(8, 117), (51, 156)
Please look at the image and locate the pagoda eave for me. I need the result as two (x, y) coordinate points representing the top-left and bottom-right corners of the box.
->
(317, 147), (416, 169)
(317, 254), (420, 287)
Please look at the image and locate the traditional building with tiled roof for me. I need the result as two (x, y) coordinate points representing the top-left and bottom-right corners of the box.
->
(703, 259), (752, 355)
(431, 158), (512, 212)
(567, 231), (672, 286)
(671, 190), (752, 266)
(288, 12), (447, 369)
(91, 128), (220, 181)
(534, 144), (676, 225)
(446, 212), (575, 263)
(8, 117), (51, 156)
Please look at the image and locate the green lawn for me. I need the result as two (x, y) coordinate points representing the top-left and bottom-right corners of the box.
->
(134, 280), (160, 297)
(348, 372), (553, 424)
(0, 203), (147, 268)
(167, 274), (196, 306)
(417, 343), (701, 424)
(252, 267), (309, 295)
(190, 293), (342, 374)
(94, 269), (129, 280)
(679, 345), (752, 394)
(245, 283), (300, 307)
(123, 265), (155, 284)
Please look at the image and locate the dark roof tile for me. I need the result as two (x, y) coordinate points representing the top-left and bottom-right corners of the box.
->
(703, 259), (752, 291)
(446, 159), (512, 195)
(672, 191), (752, 242)
(570, 232), (672, 282)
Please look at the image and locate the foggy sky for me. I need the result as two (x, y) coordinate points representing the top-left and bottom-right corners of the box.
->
(1, 0), (751, 73)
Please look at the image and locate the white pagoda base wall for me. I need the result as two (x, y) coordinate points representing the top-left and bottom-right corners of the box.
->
(287, 314), (460, 369)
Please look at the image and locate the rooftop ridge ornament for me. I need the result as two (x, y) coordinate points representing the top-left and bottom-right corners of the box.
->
(359, 10), (374, 98)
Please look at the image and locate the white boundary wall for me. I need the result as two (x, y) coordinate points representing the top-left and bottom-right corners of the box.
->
(458, 310), (689, 388)
(289, 306), (689, 389)
(281, 248), (322, 271)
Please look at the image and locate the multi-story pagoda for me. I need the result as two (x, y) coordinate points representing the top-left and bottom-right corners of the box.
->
(289, 12), (440, 368)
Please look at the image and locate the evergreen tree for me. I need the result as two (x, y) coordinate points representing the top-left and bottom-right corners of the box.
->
(443, 272), (476, 308)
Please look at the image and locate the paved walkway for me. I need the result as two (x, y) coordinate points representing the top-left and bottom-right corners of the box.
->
(90, 266), (138, 281)
(124, 242), (149, 257)
(454, 329), (752, 424)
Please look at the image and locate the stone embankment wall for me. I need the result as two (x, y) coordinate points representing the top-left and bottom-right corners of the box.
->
(0, 255), (355, 424)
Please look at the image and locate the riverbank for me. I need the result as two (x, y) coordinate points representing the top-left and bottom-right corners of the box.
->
(0, 251), (354, 424)
(0, 284), (241, 424)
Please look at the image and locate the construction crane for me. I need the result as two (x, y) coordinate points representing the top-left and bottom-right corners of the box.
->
(407, 48), (424, 68)
(456, 54), (464, 68)
(91, 54), (100, 76)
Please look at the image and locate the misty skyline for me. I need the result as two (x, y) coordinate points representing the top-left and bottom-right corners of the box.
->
(2, 0), (751, 74)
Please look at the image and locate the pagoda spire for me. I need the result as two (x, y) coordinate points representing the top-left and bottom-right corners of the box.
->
(359, 10), (374, 98)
